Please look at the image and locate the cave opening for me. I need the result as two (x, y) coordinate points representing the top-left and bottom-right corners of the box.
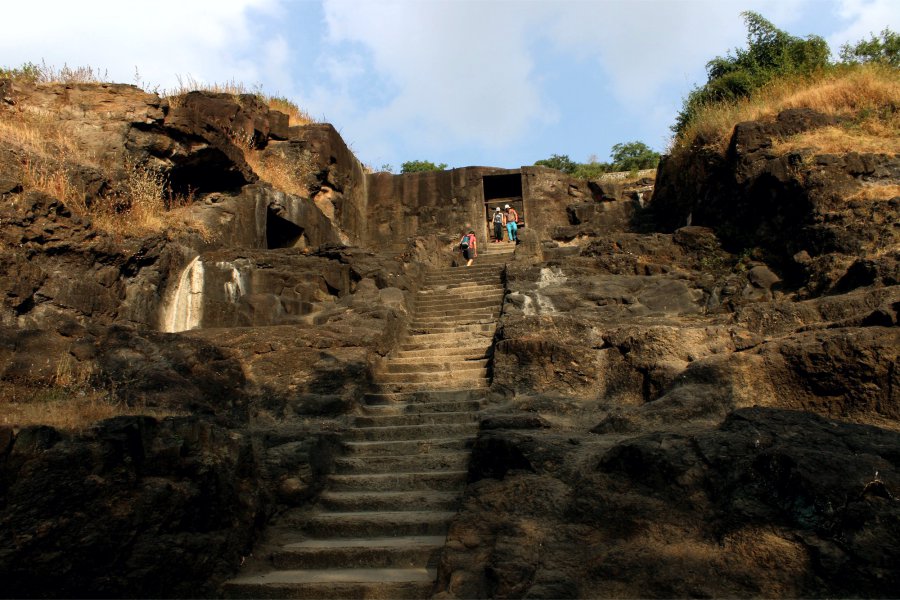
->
(168, 148), (250, 196)
(266, 208), (306, 249)
(482, 173), (524, 224)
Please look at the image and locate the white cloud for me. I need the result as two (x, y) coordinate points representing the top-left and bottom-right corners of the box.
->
(1, 0), (282, 90)
(309, 0), (844, 163)
(540, 1), (826, 113)
(317, 0), (551, 151)
(829, 0), (900, 53)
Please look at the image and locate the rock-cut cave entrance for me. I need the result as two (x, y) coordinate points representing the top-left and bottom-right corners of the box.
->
(482, 173), (524, 232)
(266, 207), (307, 249)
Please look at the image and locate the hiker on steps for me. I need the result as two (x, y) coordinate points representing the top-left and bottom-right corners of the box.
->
(491, 206), (506, 243)
(504, 204), (519, 244)
(459, 230), (477, 267)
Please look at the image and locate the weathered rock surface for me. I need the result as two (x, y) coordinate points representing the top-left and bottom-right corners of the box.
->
(0, 79), (897, 598)
(430, 105), (898, 598)
(0, 416), (263, 598)
(652, 107), (900, 296)
(436, 407), (900, 599)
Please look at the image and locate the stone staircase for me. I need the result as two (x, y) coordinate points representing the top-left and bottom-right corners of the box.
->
(222, 243), (514, 599)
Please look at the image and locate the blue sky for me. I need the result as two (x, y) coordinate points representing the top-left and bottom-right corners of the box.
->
(3, 0), (898, 171)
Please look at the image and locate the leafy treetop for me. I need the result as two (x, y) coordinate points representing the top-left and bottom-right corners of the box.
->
(534, 142), (660, 178)
(400, 160), (448, 173)
(673, 11), (830, 135)
(840, 28), (900, 68)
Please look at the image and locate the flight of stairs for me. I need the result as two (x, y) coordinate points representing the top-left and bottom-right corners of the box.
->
(222, 243), (514, 599)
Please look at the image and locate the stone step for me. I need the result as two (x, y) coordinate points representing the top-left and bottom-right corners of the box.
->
(414, 299), (503, 314)
(413, 306), (501, 319)
(430, 263), (503, 273)
(342, 422), (478, 442)
(382, 359), (489, 374)
(416, 288), (504, 302)
(362, 388), (487, 406)
(406, 323), (496, 335)
(271, 535), (447, 570)
(393, 345), (491, 359)
(354, 411), (479, 427)
(327, 471), (468, 492)
(317, 491), (461, 512)
(418, 282), (503, 295)
(398, 331), (493, 346)
(417, 281), (503, 293)
(361, 398), (484, 414)
(372, 380), (490, 394)
(433, 272), (502, 280)
(412, 306), (502, 320)
(222, 568), (435, 600)
(377, 369), (489, 385)
(341, 437), (473, 457)
(334, 451), (471, 474)
(422, 274), (502, 286)
(408, 314), (497, 327)
(290, 510), (457, 538)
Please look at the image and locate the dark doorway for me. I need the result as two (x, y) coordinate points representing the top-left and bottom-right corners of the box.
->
(266, 208), (306, 249)
(482, 173), (524, 226)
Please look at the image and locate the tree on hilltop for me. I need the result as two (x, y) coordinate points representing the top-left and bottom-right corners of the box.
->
(610, 142), (660, 171)
(673, 11), (830, 135)
(400, 160), (448, 173)
(534, 154), (578, 174)
(840, 28), (900, 68)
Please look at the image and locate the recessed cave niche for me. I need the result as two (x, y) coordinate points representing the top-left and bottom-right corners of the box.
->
(168, 148), (250, 195)
(483, 172), (524, 222)
(266, 207), (306, 249)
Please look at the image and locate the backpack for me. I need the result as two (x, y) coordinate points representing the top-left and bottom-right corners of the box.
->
(459, 234), (470, 250)
(493, 212), (503, 224)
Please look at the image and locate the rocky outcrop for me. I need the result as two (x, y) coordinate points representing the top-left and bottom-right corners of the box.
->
(1, 78), (897, 599)
(430, 106), (898, 598)
(652, 108), (900, 296)
(437, 407), (899, 598)
(0, 417), (263, 598)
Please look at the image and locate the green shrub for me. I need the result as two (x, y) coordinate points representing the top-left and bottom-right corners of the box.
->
(610, 142), (660, 171)
(400, 160), (448, 173)
(534, 154), (578, 174)
(673, 11), (831, 136)
(840, 28), (900, 68)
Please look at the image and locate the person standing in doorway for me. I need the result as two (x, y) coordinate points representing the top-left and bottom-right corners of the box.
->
(491, 207), (505, 243)
(504, 204), (519, 243)
(460, 229), (477, 266)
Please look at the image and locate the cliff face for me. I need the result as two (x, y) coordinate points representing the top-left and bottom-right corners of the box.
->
(652, 108), (900, 295)
(0, 80), (897, 598)
(435, 108), (899, 599)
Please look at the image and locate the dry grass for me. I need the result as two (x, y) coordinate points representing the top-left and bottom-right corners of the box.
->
(228, 127), (319, 197)
(246, 149), (318, 197)
(672, 64), (900, 158)
(268, 96), (314, 127)
(0, 60), (108, 84)
(166, 75), (314, 126)
(0, 358), (184, 433)
(771, 125), (900, 155)
(1, 102), (209, 239)
(846, 183), (900, 202)
(0, 388), (185, 433)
